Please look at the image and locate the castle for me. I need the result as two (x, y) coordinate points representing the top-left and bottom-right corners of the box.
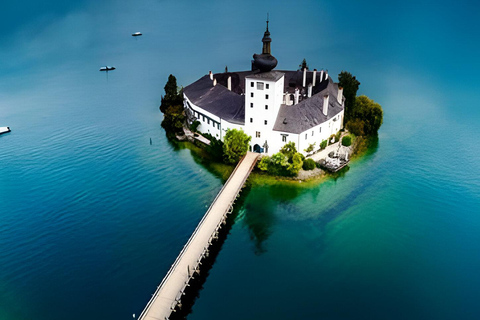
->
(183, 21), (345, 156)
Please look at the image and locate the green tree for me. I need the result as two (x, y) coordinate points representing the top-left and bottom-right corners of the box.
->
(353, 95), (383, 135)
(287, 152), (303, 176)
(161, 105), (185, 134)
(338, 71), (360, 122)
(299, 58), (309, 71)
(304, 142), (316, 154)
(320, 140), (327, 149)
(280, 142), (297, 161)
(258, 156), (270, 171)
(189, 120), (200, 132)
(223, 129), (251, 164)
(160, 74), (183, 113)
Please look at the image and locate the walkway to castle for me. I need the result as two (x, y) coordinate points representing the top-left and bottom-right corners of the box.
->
(138, 152), (259, 320)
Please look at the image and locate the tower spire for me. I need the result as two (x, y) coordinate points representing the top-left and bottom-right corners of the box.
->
(266, 13), (269, 32)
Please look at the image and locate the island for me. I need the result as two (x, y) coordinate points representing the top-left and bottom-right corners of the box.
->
(159, 20), (383, 181)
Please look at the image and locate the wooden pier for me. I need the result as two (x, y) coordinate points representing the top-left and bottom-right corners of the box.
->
(138, 152), (259, 320)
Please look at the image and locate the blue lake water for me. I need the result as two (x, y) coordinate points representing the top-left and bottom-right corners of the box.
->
(1, 0), (480, 319)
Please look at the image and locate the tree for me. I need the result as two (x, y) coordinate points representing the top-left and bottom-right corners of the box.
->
(304, 142), (316, 155)
(287, 153), (303, 176)
(161, 105), (185, 134)
(223, 129), (251, 164)
(320, 140), (327, 150)
(338, 71), (360, 122)
(280, 142), (297, 161)
(160, 74), (183, 113)
(353, 95), (383, 135)
(299, 58), (309, 71)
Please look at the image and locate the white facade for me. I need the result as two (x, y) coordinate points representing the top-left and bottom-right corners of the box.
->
(244, 74), (284, 154)
(183, 70), (345, 156)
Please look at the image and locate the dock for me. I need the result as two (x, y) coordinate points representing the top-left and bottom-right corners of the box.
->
(138, 152), (259, 320)
(0, 126), (10, 135)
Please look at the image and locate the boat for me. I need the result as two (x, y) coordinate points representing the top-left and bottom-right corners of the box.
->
(99, 66), (116, 71)
(132, 32), (142, 37)
(0, 126), (11, 134)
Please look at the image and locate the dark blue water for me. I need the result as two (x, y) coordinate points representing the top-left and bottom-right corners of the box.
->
(1, 0), (479, 319)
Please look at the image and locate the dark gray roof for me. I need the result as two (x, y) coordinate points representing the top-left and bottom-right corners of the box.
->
(183, 75), (245, 125)
(183, 69), (340, 128)
(246, 70), (284, 81)
(273, 79), (344, 134)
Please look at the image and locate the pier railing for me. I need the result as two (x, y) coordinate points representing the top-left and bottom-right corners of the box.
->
(138, 152), (258, 320)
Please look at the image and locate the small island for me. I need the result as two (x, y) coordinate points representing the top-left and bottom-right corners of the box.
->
(160, 21), (383, 181)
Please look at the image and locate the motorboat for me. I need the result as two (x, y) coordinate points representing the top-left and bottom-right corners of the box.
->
(99, 66), (116, 71)
(0, 126), (11, 134)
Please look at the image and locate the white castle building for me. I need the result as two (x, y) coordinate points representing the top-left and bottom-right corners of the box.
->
(183, 21), (345, 156)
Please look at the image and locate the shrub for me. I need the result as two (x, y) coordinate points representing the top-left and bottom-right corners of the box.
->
(342, 135), (352, 147)
(189, 120), (200, 132)
(258, 156), (270, 171)
(287, 153), (303, 176)
(304, 142), (316, 154)
(328, 134), (336, 145)
(335, 131), (342, 142)
(302, 158), (316, 171)
(280, 142), (297, 161)
(320, 140), (327, 150)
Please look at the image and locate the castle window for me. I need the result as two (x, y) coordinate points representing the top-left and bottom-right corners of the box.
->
(218, 123), (220, 129)
(305, 134), (307, 140)
(250, 103), (253, 108)
(257, 82), (264, 90)
(197, 113), (200, 119)
(256, 131), (261, 138)
(251, 82), (254, 87)
(250, 118), (253, 123)
(251, 92), (254, 98)
(265, 105), (268, 110)
(312, 131), (314, 136)
(207, 119), (210, 124)
(202, 115), (205, 122)
(282, 134), (288, 142)
(264, 120), (267, 125)
(319, 127), (321, 133)
(266, 84), (270, 89)
(265, 94), (269, 99)
(212, 121), (215, 127)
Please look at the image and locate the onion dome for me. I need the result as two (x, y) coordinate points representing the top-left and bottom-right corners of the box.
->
(252, 18), (278, 72)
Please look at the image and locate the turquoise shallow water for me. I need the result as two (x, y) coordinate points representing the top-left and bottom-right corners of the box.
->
(1, 0), (480, 319)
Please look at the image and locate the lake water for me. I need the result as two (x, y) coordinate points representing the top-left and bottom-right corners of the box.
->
(1, 0), (479, 319)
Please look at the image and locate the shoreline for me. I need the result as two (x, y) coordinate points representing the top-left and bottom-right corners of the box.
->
(170, 134), (376, 188)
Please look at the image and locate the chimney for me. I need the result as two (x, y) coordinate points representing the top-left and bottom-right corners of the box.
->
(323, 95), (329, 116)
(337, 87), (343, 105)
(320, 70), (324, 83)
(325, 70), (329, 81)
(227, 76), (231, 91)
(294, 88), (300, 105)
(308, 84), (313, 98)
(213, 78), (217, 86)
(209, 71), (213, 80)
(302, 68), (307, 87)
(285, 93), (291, 105)
(313, 69), (317, 87)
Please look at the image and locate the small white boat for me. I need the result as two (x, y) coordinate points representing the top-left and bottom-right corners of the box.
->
(99, 66), (116, 71)
(0, 126), (11, 134)
(132, 32), (142, 37)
